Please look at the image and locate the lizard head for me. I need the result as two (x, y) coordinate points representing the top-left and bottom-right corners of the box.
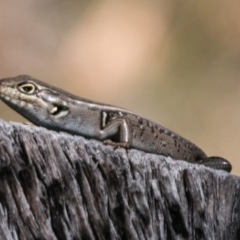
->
(0, 75), (71, 127)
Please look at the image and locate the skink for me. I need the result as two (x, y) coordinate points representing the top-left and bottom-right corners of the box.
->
(0, 75), (232, 172)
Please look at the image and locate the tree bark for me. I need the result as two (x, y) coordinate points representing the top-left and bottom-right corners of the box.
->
(0, 119), (239, 240)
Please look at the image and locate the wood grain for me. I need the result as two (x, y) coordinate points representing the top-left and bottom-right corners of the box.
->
(0, 120), (239, 240)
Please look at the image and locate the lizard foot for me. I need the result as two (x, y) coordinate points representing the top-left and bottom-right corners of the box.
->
(23, 122), (35, 127)
(103, 139), (130, 149)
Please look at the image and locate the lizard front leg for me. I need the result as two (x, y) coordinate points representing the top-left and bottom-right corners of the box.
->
(98, 117), (132, 148)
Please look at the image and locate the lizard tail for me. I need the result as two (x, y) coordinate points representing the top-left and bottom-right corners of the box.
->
(197, 156), (232, 172)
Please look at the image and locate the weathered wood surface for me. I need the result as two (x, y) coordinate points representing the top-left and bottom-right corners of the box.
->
(0, 119), (239, 240)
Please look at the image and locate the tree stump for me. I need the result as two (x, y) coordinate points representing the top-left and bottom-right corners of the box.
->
(0, 119), (239, 240)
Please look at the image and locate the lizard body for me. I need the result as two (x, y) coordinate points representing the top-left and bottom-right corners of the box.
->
(0, 75), (232, 172)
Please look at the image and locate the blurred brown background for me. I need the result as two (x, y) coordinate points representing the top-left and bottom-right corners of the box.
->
(0, 1), (240, 175)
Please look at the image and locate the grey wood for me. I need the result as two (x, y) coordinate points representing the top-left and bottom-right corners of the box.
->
(0, 119), (238, 240)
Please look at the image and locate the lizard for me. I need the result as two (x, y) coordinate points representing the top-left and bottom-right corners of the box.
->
(0, 75), (232, 172)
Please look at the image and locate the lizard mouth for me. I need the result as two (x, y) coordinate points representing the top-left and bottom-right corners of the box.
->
(49, 105), (69, 118)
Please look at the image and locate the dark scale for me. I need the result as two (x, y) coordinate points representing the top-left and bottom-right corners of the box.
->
(146, 120), (152, 127)
(137, 116), (143, 125)
(159, 128), (164, 134)
(162, 140), (167, 147)
(151, 125), (155, 133)
(174, 139), (177, 147)
(166, 131), (172, 136)
(140, 127), (145, 138)
(133, 131), (137, 139)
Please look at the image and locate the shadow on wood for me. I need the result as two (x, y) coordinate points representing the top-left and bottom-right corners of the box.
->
(0, 120), (239, 239)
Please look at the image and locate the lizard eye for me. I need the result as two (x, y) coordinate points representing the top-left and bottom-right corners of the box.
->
(18, 83), (36, 95)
